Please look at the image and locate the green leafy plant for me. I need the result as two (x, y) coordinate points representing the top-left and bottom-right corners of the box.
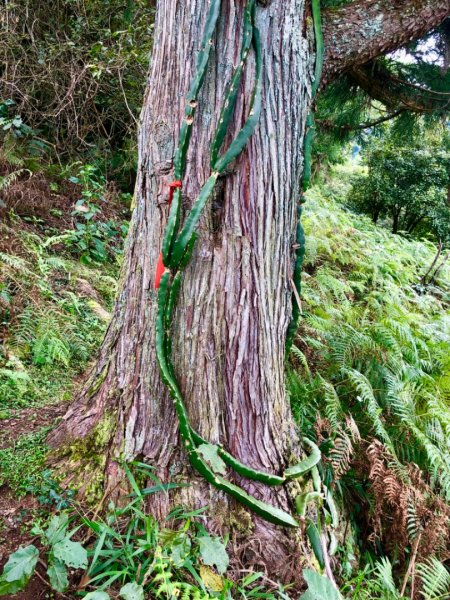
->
(55, 164), (128, 264)
(300, 569), (341, 600)
(288, 169), (450, 585)
(0, 462), (290, 599)
(0, 512), (88, 595)
(25, 469), (76, 509)
(0, 222), (114, 409)
(0, 545), (39, 595)
(340, 555), (450, 599)
(348, 128), (449, 237)
(0, 99), (33, 138)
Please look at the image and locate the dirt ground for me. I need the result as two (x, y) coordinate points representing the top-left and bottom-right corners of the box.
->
(0, 405), (75, 599)
(0, 405), (66, 450)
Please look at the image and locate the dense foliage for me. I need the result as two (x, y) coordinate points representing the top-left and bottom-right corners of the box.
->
(348, 127), (450, 237)
(0, 0), (449, 598)
(0, 0), (154, 184)
(0, 171), (126, 413)
(2, 165), (450, 597)
(289, 169), (450, 594)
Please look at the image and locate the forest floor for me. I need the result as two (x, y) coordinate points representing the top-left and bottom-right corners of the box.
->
(1, 164), (449, 598)
(0, 170), (125, 598)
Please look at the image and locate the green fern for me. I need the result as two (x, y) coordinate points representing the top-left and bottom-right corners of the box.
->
(373, 557), (400, 598)
(417, 558), (450, 600)
(345, 368), (395, 453)
(152, 548), (210, 600)
(320, 376), (342, 430)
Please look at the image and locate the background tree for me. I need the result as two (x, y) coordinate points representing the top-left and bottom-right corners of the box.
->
(314, 7), (450, 173)
(348, 127), (450, 234)
(47, 0), (450, 575)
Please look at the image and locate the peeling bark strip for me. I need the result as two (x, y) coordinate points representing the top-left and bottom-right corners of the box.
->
(321, 0), (450, 85)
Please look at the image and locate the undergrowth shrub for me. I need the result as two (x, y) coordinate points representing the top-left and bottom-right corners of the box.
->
(0, 463), (292, 599)
(289, 172), (450, 581)
(0, 0), (154, 175)
(0, 220), (117, 408)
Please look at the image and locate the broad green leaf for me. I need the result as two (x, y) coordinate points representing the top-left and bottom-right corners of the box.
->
(169, 534), (191, 567)
(84, 592), (111, 600)
(196, 444), (226, 475)
(300, 569), (341, 600)
(47, 559), (69, 593)
(53, 538), (88, 569)
(45, 513), (69, 545)
(198, 536), (229, 575)
(0, 578), (25, 596)
(2, 545), (39, 584)
(119, 581), (145, 600)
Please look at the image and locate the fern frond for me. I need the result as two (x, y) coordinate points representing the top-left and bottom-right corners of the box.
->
(291, 345), (312, 380)
(346, 368), (395, 453)
(373, 557), (399, 597)
(417, 558), (450, 600)
(319, 376), (342, 430)
(330, 432), (353, 479)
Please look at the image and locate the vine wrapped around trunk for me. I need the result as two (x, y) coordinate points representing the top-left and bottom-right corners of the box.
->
(154, 0), (322, 528)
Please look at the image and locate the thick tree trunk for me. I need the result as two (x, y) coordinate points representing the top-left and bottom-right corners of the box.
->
(49, 0), (313, 578)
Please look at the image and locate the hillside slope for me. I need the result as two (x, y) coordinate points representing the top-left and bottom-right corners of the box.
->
(289, 168), (450, 590)
(0, 167), (449, 597)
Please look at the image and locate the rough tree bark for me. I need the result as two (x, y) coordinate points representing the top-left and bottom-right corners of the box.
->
(321, 0), (450, 85)
(49, 0), (450, 576)
(51, 0), (312, 577)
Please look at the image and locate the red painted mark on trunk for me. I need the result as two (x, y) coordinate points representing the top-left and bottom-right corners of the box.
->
(154, 181), (182, 289)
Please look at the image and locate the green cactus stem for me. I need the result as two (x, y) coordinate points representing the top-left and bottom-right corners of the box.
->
(154, 0), (323, 527)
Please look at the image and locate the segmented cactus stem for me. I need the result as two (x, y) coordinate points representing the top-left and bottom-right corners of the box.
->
(286, 0), (323, 354)
(210, 0), (255, 167)
(154, 0), (323, 527)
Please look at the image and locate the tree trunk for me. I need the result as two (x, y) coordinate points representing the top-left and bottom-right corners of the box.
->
(48, 0), (450, 578)
(49, 0), (313, 578)
(421, 240), (443, 285)
(392, 209), (400, 234)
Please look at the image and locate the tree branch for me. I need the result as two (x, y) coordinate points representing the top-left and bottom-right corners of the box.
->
(321, 0), (450, 86)
(349, 62), (450, 113)
(316, 108), (405, 132)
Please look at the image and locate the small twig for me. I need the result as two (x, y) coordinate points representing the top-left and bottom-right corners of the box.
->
(34, 569), (50, 588)
(320, 532), (338, 590)
(400, 532), (422, 598)
(34, 565), (74, 599)
(316, 109), (404, 132)
(118, 68), (139, 127)
(289, 277), (303, 314)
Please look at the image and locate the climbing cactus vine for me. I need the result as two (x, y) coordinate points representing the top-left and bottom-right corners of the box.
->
(154, 0), (324, 527)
